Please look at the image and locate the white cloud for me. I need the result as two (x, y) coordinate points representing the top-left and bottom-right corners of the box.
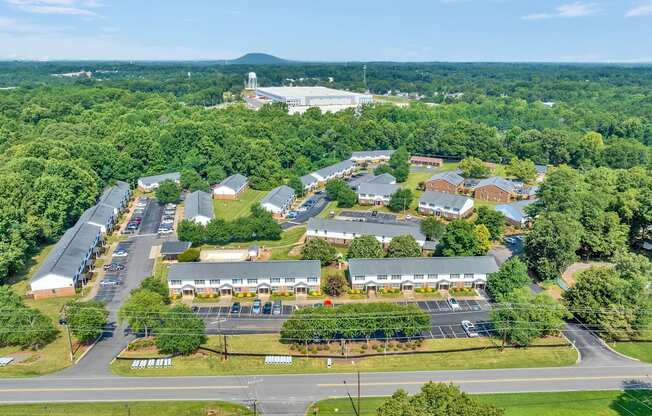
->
(523, 2), (598, 20)
(0, 16), (70, 33)
(625, 2), (652, 17)
(5, 0), (102, 17)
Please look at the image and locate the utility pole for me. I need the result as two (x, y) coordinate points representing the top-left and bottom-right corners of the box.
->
(363, 65), (367, 90)
(223, 334), (228, 360)
(59, 315), (74, 362)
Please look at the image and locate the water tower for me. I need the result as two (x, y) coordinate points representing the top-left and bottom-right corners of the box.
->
(245, 72), (258, 90)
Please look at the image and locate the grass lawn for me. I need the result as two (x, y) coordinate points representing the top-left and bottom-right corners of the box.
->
(0, 401), (252, 416)
(310, 390), (652, 416)
(213, 189), (267, 221)
(0, 244), (81, 377)
(112, 334), (576, 377)
(611, 323), (652, 362)
(206, 226), (306, 251)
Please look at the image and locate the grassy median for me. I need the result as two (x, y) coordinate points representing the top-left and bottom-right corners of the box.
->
(310, 390), (652, 415)
(112, 334), (577, 377)
(0, 401), (252, 416)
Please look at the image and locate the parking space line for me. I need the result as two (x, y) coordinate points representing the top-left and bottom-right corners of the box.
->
(450, 326), (457, 338)
(438, 327), (445, 338)
(429, 330), (435, 339)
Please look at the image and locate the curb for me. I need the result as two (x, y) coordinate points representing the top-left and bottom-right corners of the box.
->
(74, 335), (101, 364)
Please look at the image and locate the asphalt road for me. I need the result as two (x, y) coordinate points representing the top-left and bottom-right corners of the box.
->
(281, 193), (329, 229)
(1, 364), (650, 415)
(60, 200), (165, 377)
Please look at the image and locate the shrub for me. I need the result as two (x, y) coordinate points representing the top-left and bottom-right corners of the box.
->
(177, 248), (201, 262)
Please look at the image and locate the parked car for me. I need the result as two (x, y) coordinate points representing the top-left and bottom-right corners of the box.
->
(461, 320), (479, 337)
(287, 211), (298, 219)
(448, 297), (460, 311)
(252, 299), (262, 314)
(262, 302), (273, 314)
(158, 228), (173, 235)
(112, 249), (128, 257)
(273, 300), (283, 315)
(135, 199), (148, 208)
(514, 235), (524, 241)
(103, 263), (125, 272)
(161, 218), (174, 225)
(230, 302), (241, 314)
(165, 203), (177, 209)
(504, 237), (516, 245)
(100, 277), (122, 286)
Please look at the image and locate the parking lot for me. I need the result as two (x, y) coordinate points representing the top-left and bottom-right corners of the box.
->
(94, 239), (133, 303)
(196, 298), (493, 338)
(336, 210), (422, 226)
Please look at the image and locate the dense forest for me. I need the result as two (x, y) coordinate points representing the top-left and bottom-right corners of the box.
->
(0, 62), (650, 282)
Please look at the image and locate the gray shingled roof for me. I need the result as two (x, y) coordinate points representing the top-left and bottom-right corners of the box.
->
(348, 256), (499, 277)
(160, 240), (192, 255)
(475, 177), (516, 193)
(184, 190), (214, 220)
(312, 160), (354, 179)
(419, 191), (472, 211)
(308, 218), (426, 241)
(261, 185), (295, 208)
(357, 182), (399, 197)
(79, 203), (116, 228)
(369, 173), (396, 184)
(496, 199), (536, 224)
(350, 150), (395, 159)
(138, 172), (180, 187)
(300, 174), (318, 188)
(99, 184), (130, 210)
(168, 260), (321, 281)
(535, 165), (548, 175)
(32, 223), (101, 283)
(427, 171), (464, 187)
(218, 174), (247, 192)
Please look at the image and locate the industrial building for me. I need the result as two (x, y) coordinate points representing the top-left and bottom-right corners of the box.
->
(250, 86), (373, 114)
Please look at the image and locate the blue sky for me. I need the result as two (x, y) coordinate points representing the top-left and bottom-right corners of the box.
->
(0, 0), (651, 61)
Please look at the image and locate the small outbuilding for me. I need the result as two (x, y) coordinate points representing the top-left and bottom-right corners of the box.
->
(160, 241), (192, 261)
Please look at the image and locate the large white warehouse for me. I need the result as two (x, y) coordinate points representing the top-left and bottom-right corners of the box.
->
(252, 86), (373, 114)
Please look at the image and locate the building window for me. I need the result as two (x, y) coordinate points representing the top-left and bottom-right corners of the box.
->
(464, 273), (474, 279)
(391, 283), (401, 289)
(307, 277), (318, 283)
(194, 280), (205, 286)
(378, 275), (387, 280)
(232, 278), (242, 284)
(355, 276), (365, 281)
(428, 274), (438, 280)
(247, 279), (258, 284)
(271, 277), (281, 283)
(464, 282), (473, 288)
(170, 280), (182, 286)
(414, 274), (424, 280)
(391, 275), (401, 280)
(209, 279), (220, 285)
(451, 274), (460, 280)
(196, 288), (205, 293)
(285, 278), (295, 283)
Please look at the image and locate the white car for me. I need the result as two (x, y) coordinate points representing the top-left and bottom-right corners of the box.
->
(447, 297), (460, 311)
(158, 228), (173, 235)
(161, 218), (174, 225)
(112, 250), (128, 257)
(461, 320), (479, 337)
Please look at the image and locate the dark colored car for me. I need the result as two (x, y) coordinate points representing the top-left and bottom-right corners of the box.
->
(230, 302), (241, 314)
(262, 302), (273, 314)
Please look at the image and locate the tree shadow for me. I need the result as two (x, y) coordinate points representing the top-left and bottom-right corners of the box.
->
(609, 380), (652, 415)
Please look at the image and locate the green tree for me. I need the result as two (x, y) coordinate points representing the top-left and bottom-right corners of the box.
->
(155, 305), (206, 355)
(140, 276), (171, 304)
(388, 189), (413, 213)
(323, 274), (349, 297)
(64, 301), (108, 344)
(506, 158), (537, 183)
(0, 286), (58, 349)
(487, 257), (531, 300)
(180, 169), (209, 192)
(118, 289), (165, 337)
(348, 235), (385, 258)
(564, 267), (650, 340)
(491, 288), (569, 347)
(524, 212), (582, 281)
(325, 179), (357, 208)
(301, 238), (337, 266)
(287, 175), (304, 198)
(420, 217), (446, 240)
(155, 179), (181, 204)
(475, 205), (505, 240)
(439, 220), (485, 256)
(387, 235), (422, 258)
(377, 382), (504, 416)
(177, 248), (201, 262)
(458, 157), (491, 178)
(474, 224), (492, 254)
(613, 251), (652, 281)
(388, 147), (410, 183)
(177, 220), (205, 245)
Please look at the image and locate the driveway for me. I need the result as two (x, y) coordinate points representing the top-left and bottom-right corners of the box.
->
(60, 200), (166, 377)
(281, 193), (329, 229)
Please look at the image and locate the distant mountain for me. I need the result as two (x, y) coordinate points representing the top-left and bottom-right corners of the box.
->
(227, 53), (293, 65)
